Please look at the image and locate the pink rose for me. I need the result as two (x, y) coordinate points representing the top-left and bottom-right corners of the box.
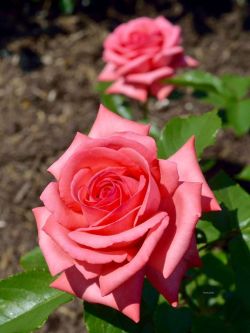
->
(33, 106), (220, 322)
(98, 16), (198, 102)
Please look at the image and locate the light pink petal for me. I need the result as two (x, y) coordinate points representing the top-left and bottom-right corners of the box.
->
(153, 46), (183, 67)
(126, 67), (174, 85)
(155, 17), (181, 47)
(184, 55), (199, 68)
(98, 63), (119, 82)
(99, 213), (169, 296)
(159, 160), (179, 195)
(146, 235), (201, 305)
(74, 262), (102, 280)
(40, 182), (87, 229)
(107, 79), (148, 102)
(89, 105), (149, 138)
(51, 266), (144, 322)
(48, 132), (89, 180)
(103, 49), (127, 66)
(150, 81), (175, 100)
(43, 215), (128, 264)
(116, 55), (151, 76)
(148, 181), (202, 279)
(69, 211), (168, 249)
(33, 207), (73, 276)
(168, 136), (221, 212)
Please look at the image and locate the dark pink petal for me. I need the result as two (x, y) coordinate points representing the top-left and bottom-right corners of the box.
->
(51, 266), (144, 322)
(99, 213), (169, 296)
(89, 105), (149, 138)
(107, 79), (148, 102)
(48, 132), (89, 180)
(150, 82), (174, 100)
(168, 136), (221, 212)
(33, 207), (73, 276)
(148, 181), (202, 279)
(126, 67), (173, 85)
(146, 235), (201, 305)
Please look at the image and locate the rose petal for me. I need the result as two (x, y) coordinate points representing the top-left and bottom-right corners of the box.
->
(51, 265), (144, 322)
(146, 235), (201, 305)
(40, 182), (87, 229)
(107, 79), (148, 102)
(99, 212), (169, 296)
(48, 132), (89, 180)
(43, 215), (129, 264)
(69, 211), (168, 249)
(33, 207), (73, 276)
(150, 82), (175, 100)
(89, 105), (149, 138)
(116, 54), (151, 76)
(126, 67), (174, 85)
(148, 181), (202, 279)
(98, 63), (119, 82)
(168, 136), (221, 212)
(159, 160), (179, 195)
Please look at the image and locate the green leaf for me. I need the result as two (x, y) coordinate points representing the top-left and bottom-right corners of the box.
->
(198, 220), (220, 243)
(100, 94), (133, 120)
(221, 74), (250, 99)
(207, 172), (250, 309)
(84, 303), (137, 333)
(236, 165), (250, 181)
(158, 110), (221, 158)
(0, 270), (73, 333)
(59, 0), (75, 14)
(226, 99), (250, 135)
(165, 70), (225, 94)
(20, 247), (48, 271)
(154, 303), (192, 333)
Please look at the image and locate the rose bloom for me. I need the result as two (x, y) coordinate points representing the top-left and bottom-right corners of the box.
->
(33, 106), (220, 322)
(98, 16), (198, 102)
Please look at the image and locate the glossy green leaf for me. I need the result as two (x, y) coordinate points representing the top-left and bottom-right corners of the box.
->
(158, 110), (221, 158)
(0, 270), (73, 333)
(198, 220), (220, 243)
(20, 247), (48, 271)
(165, 70), (225, 94)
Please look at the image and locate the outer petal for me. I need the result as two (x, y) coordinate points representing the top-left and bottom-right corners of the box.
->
(146, 235), (201, 305)
(40, 182), (86, 229)
(107, 79), (148, 102)
(33, 207), (73, 276)
(148, 182), (202, 279)
(69, 211), (168, 249)
(98, 63), (119, 82)
(116, 55), (151, 76)
(43, 215), (129, 264)
(159, 160), (179, 195)
(126, 67), (174, 85)
(48, 132), (89, 180)
(51, 265), (144, 322)
(89, 105), (149, 138)
(168, 136), (221, 212)
(150, 82), (174, 100)
(99, 213), (169, 296)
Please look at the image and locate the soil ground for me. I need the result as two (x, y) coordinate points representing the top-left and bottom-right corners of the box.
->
(0, 2), (249, 332)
